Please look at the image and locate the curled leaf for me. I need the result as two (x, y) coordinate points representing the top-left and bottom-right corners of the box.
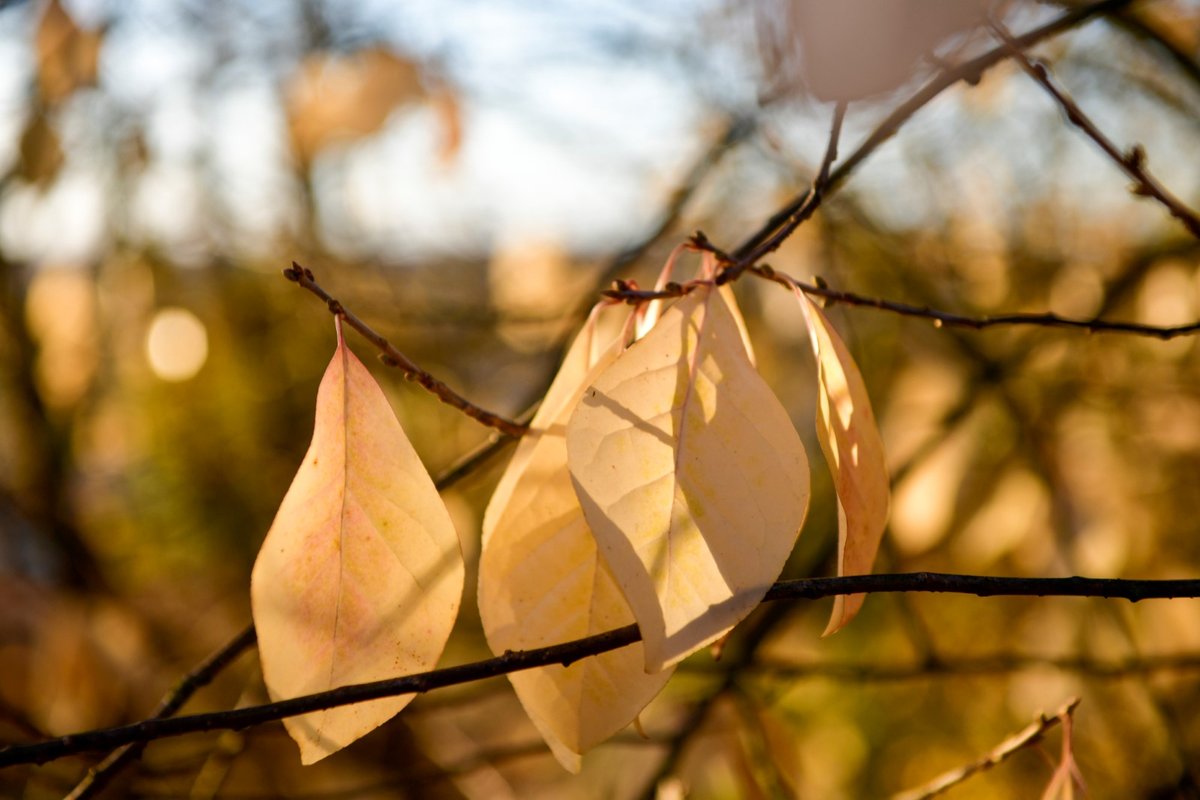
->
(796, 291), (889, 635)
(251, 321), (464, 764)
(480, 311), (672, 771)
(567, 285), (810, 672)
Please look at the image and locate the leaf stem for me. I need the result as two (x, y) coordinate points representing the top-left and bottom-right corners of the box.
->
(285, 263), (527, 438)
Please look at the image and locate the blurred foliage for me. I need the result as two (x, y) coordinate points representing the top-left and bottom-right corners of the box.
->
(2, 0), (1200, 798)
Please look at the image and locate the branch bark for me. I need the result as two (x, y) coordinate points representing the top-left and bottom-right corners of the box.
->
(990, 18), (1200, 240)
(731, 0), (1137, 265)
(284, 263), (528, 437)
(4, 572), (1199, 769)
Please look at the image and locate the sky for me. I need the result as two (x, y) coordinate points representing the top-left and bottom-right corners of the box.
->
(0, 0), (1197, 269)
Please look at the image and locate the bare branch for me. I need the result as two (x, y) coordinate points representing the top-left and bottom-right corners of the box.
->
(893, 697), (1080, 800)
(719, 100), (846, 284)
(990, 17), (1200, 240)
(607, 267), (1200, 340)
(732, 0), (1138, 265)
(5, 573), (1200, 768)
(59, 432), (517, 795)
(284, 263), (528, 438)
(62, 625), (257, 800)
(597, 115), (757, 288)
(766, 268), (1200, 339)
(739, 652), (1200, 682)
(1110, 8), (1200, 90)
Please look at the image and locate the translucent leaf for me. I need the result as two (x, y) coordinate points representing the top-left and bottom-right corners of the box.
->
(480, 313), (672, 771)
(567, 285), (810, 672)
(286, 47), (425, 166)
(482, 309), (603, 545)
(250, 322), (464, 764)
(35, 0), (103, 106)
(797, 293), (890, 635)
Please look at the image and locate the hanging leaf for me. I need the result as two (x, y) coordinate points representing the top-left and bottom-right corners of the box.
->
(480, 310), (673, 771)
(567, 285), (810, 672)
(250, 320), (464, 764)
(35, 0), (104, 107)
(796, 291), (889, 635)
(720, 284), (756, 365)
(482, 309), (603, 545)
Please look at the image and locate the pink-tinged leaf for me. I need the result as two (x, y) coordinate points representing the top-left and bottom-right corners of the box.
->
(796, 291), (890, 635)
(250, 321), (464, 764)
(567, 285), (810, 672)
(1042, 709), (1082, 800)
(480, 313), (673, 771)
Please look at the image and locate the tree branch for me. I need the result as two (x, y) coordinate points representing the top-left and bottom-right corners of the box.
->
(893, 697), (1080, 800)
(284, 263), (528, 438)
(740, 652), (1200, 682)
(730, 0), (1137, 265)
(719, 100), (846, 284)
(5, 572), (1200, 768)
(990, 17), (1200, 241)
(58, 435), (513, 796)
(606, 268), (1200, 340)
(62, 625), (258, 800)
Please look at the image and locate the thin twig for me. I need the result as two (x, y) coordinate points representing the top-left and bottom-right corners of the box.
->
(6, 573), (1199, 768)
(731, 0), (1137, 265)
(637, 602), (794, 800)
(606, 267), (1200, 340)
(719, 101), (846, 283)
(1110, 8), (1200, 90)
(990, 17), (1200, 240)
(738, 652), (1200, 682)
(893, 697), (1080, 800)
(62, 625), (257, 800)
(597, 115), (757, 288)
(58, 432), (516, 796)
(284, 263), (527, 438)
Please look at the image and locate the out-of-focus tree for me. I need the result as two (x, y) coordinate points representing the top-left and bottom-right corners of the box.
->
(1, 0), (1200, 797)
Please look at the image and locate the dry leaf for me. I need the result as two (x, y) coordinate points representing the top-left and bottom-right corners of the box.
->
(35, 0), (103, 107)
(18, 111), (64, 186)
(756, 0), (988, 101)
(482, 306), (610, 542)
(1041, 709), (1081, 800)
(480, 311), (673, 771)
(567, 285), (810, 672)
(251, 320), (463, 764)
(286, 47), (425, 167)
(797, 292), (889, 635)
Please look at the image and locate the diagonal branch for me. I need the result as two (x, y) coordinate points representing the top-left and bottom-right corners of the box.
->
(719, 100), (846, 284)
(730, 0), (1137, 266)
(58, 438), (514, 797)
(5, 572), (1200, 768)
(62, 625), (258, 800)
(990, 17), (1200, 240)
(284, 263), (528, 437)
(893, 697), (1080, 800)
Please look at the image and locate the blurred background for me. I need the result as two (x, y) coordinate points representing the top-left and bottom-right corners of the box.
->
(2, 0), (1200, 797)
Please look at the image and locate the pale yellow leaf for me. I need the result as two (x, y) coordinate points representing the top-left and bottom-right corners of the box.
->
(251, 322), (464, 764)
(798, 293), (890, 635)
(720, 284), (756, 366)
(482, 308), (603, 545)
(567, 285), (810, 672)
(480, 314), (673, 771)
